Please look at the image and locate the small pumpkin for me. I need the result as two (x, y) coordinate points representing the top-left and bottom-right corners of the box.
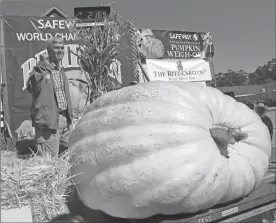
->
(140, 36), (165, 59)
(68, 81), (271, 219)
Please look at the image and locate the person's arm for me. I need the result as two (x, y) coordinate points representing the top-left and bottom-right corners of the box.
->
(262, 116), (274, 140)
(26, 64), (48, 93)
(26, 72), (35, 93)
(62, 70), (73, 125)
(266, 117), (274, 140)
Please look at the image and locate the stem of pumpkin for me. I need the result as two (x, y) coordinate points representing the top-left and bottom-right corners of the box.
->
(209, 123), (248, 159)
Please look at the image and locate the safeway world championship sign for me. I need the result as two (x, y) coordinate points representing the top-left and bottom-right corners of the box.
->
(135, 28), (214, 82)
(2, 16), (136, 134)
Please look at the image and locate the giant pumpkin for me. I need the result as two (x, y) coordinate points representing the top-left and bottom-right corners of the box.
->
(140, 36), (165, 59)
(68, 81), (271, 219)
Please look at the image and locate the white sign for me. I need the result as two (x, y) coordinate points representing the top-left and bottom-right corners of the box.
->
(1, 206), (32, 222)
(146, 58), (212, 82)
(221, 206), (239, 217)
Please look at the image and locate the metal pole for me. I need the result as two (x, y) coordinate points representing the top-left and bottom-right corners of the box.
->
(0, 15), (3, 150)
(210, 57), (216, 87)
(138, 61), (150, 82)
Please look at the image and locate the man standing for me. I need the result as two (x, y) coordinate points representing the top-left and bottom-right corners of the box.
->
(254, 103), (274, 140)
(27, 37), (73, 158)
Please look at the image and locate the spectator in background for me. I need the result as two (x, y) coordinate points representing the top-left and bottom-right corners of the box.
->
(246, 101), (255, 110)
(254, 103), (274, 140)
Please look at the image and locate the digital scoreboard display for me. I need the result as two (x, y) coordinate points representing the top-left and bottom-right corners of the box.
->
(74, 6), (111, 22)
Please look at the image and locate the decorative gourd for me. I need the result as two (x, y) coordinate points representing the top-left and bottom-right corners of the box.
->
(140, 37), (165, 59)
(68, 81), (271, 219)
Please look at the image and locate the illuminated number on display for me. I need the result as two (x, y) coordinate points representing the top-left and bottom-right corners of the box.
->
(88, 12), (93, 19)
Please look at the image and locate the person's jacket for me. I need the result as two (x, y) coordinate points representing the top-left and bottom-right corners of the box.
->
(261, 115), (274, 140)
(26, 61), (73, 130)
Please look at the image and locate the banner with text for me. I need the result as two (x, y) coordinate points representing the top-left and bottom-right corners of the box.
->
(146, 59), (212, 82)
(2, 16), (136, 136)
(135, 28), (214, 83)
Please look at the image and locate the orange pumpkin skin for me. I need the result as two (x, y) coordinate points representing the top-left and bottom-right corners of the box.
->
(140, 37), (165, 59)
(68, 81), (271, 219)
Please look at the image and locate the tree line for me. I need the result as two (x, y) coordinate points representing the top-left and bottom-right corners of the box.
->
(208, 58), (276, 87)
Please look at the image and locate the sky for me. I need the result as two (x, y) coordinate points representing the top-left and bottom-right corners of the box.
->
(0, 0), (275, 73)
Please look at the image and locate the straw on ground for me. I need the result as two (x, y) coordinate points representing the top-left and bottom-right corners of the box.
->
(1, 149), (76, 222)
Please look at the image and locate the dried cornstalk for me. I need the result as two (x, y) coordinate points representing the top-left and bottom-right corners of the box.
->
(72, 9), (130, 103)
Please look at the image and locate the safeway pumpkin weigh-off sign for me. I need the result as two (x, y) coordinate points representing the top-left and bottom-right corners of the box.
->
(2, 16), (136, 135)
(135, 28), (214, 82)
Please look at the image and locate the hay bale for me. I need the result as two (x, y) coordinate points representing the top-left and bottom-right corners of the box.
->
(1, 149), (75, 222)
